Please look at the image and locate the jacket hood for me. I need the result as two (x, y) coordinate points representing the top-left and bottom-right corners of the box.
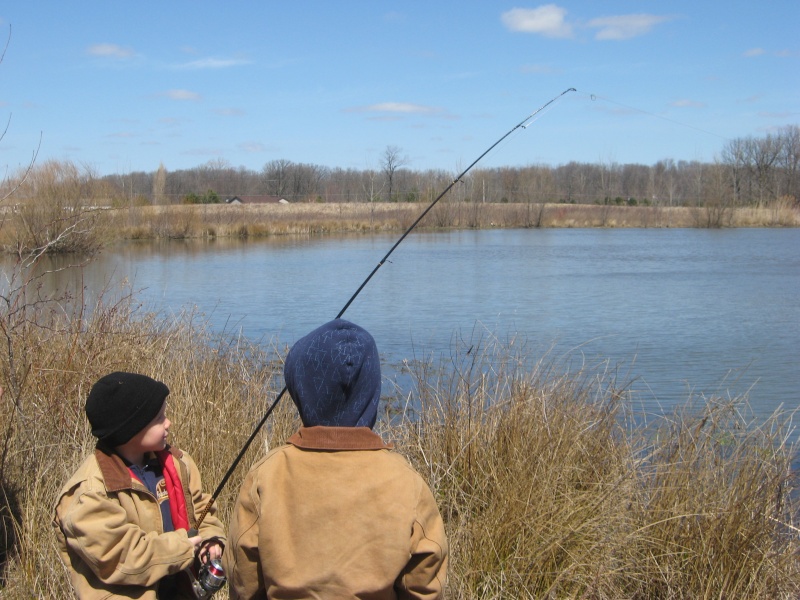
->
(284, 319), (381, 428)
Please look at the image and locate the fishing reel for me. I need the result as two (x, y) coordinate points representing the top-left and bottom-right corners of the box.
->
(186, 557), (226, 600)
(182, 533), (226, 599)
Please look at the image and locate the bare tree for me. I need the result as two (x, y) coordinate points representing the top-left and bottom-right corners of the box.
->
(653, 159), (679, 206)
(749, 134), (781, 206)
(152, 162), (167, 205)
(361, 169), (385, 203)
(262, 159), (292, 197)
(287, 162), (329, 201)
(720, 139), (746, 206)
(776, 125), (800, 202)
(381, 145), (408, 200)
(693, 159), (733, 228)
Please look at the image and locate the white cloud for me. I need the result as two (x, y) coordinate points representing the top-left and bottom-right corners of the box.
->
(174, 58), (251, 70)
(587, 14), (672, 40)
(501, 6), (671, 41)
(501, 5), (573, 38)
(164, 89), (202, 101)
(87, 43), (135, 59)
(743, 47), (766, 57)
(350, 102), (440, 114)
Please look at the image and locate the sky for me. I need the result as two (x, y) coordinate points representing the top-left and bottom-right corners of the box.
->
(1, 2), (798, 177)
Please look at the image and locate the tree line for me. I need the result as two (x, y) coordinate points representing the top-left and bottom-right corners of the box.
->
(7, 126), (798, 210)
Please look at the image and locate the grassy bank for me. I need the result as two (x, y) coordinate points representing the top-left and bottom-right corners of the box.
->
(107, 201), (800, 240)
(1, 282), (798, 598)
(2, 201), (798, 254)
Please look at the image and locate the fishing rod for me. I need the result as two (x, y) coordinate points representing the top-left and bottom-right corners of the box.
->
(194, 87), (576, 528)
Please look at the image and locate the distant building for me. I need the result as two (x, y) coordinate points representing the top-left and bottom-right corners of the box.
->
(225, 195), (289, 205)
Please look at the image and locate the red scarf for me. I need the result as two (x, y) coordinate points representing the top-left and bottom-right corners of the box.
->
(159, 450), (191, 531)
(127, 450), (191, 531)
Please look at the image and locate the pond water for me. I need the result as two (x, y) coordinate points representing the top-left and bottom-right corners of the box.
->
(23, 227), (800, 424)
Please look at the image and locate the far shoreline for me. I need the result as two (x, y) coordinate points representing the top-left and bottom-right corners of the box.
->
(105, 201), (800, 244)
(2, 201), (797, 255)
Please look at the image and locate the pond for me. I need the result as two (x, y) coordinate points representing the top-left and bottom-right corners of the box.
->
(26, 227), (800, 424)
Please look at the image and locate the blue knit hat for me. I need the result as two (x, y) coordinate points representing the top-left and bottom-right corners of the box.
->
(284, 319), (381, 428)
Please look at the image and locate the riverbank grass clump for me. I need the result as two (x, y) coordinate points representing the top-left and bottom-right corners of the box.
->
(1, 288), (798, 598)
(391, 342), (800, 598)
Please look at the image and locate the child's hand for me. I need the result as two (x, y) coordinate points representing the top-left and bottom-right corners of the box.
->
(201, 540), (223, 563)
(188, 534), (203, 550)
(196, 538), (223, 564)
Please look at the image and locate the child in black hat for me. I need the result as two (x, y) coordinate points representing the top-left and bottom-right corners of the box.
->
(53, 372), (225, 599)
(224, 319), (448, 599)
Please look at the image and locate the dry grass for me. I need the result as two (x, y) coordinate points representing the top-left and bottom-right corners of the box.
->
(85, 201), (800, 245)
(1, 282), (799, 598)
(388, 342), (800, 598)
(2, 202), (797, 254)
(0, 286), (296, 598)
(103, 203), (419, 241)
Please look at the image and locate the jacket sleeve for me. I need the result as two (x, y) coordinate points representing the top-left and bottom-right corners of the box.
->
(396, 479), (449, 600)
(58, 487), (196, 587)
(181, 451), (227, 545)
(223, 465), (267, 600)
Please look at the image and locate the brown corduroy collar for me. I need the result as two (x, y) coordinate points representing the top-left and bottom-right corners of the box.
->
(287, 426), (393, 451)
(94, 443), (183, 492)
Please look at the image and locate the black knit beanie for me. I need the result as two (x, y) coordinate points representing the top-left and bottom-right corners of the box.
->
(284, 319), (381, 428)
(85, 372), (170, 447)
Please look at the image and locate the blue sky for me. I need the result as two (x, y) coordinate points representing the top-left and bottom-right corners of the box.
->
(1, 2), (797, 177)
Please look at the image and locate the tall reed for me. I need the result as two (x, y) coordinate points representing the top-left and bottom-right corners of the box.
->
(389, 339), (800, 598)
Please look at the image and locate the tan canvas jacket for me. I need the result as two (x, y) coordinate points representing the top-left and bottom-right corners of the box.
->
(53, 444), (226, 599)
(224, 426), (448, 600)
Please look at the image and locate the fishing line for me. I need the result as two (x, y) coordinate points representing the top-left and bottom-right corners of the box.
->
(335, 87), (576, 318)
(574, 89), (730, 142)
(194, 87), (576, 527)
